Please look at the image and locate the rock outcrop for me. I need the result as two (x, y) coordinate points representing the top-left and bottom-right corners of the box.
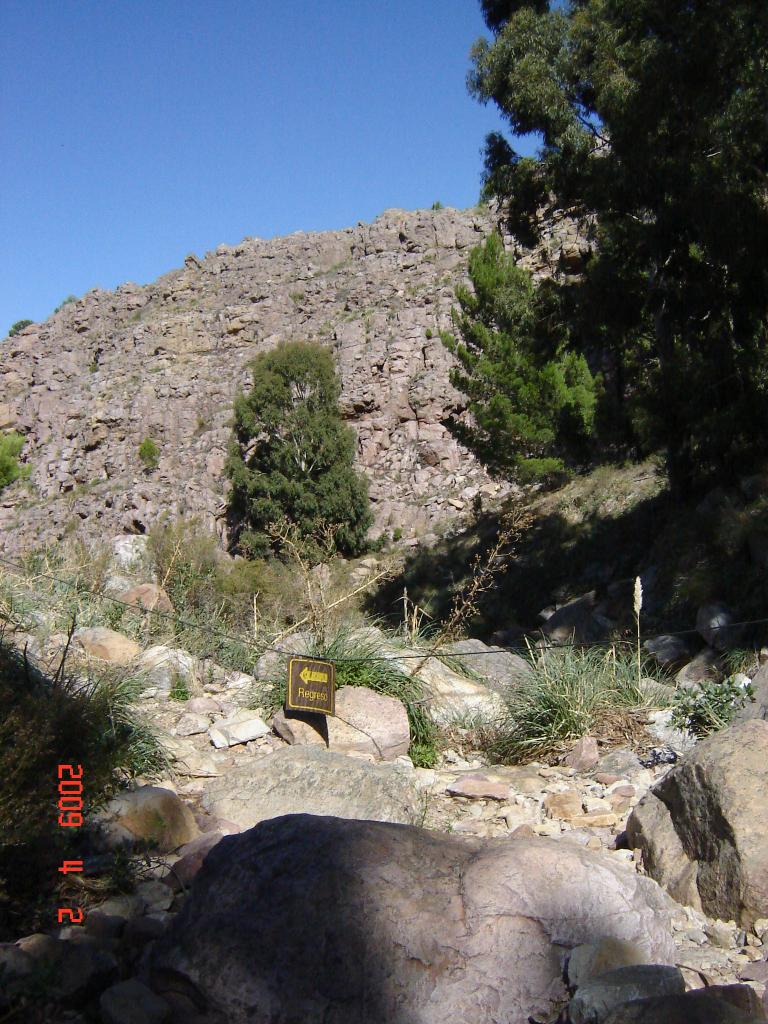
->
(148, 813), (676, 1024)
(0, 204), (588, 554)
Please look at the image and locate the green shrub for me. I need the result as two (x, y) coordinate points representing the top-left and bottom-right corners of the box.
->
(431, 201), (444, 211)
(7, 319), (33, 337)
(226, 340), (372, 560)
(53, 295), (77, 314)
(484, 646), (671, 764)
(138, 437), (160, 470)
(0, 431), (26, 491)
(168, 673), (191, 701)
(671, 676), (755, 737)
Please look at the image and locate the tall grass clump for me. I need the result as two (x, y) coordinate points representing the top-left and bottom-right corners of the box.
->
(0, 634), (166, 938)
(484, 645), (672, 764)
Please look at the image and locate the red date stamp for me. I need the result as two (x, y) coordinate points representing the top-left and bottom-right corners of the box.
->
(56, 764), (84, 925)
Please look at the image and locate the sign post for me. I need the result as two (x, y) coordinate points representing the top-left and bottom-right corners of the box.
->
(286, 657), (336, 716)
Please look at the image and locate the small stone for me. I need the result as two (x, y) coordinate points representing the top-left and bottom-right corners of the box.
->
(208, 715), (271, 748)
(569, 812), (619, 828)
(584, 796), (613, 814)
(595, 773), (622, 786)
(754, 918), (768, 941)
(564, 735), (600, 772)
(446, 775), (511, 801)
(186, 696), (221, 714)
(543, 790), (583, 820)
(686, 929), (708, 945)
(174, 712), (210, 736)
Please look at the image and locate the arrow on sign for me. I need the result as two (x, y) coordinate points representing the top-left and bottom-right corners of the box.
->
(299, 667), (328, 684)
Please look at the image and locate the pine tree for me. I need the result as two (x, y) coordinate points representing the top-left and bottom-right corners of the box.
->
(442, 232), (597, 481)
(226, 341), (372, 559)
(469, 0), (768, 494)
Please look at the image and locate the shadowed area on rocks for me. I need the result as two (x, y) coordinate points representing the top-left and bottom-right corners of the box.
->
(147, 813), (676, 1024)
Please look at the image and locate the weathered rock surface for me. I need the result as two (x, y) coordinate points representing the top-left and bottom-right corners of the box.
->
(97, 786), (200, 853)
(0, 205), (590, 554)
(626, 720), (768, 927)
(117, 583), (174, 616)
(148, 814), (676, 1024)
(389, 649), (504, 724)
(274, 686), (410, 761)
(443, 638), (533, 694)
(200, 746), (422, 829)
(73, 626), (141, 665)
(333, 685), (411, 760)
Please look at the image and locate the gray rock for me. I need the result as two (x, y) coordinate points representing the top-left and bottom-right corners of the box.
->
(601, 987), (767, 1022)
(697, 602), (743, 651)
(100, 978), (170, 1024)
(675, 646), (725, 687)
(137, 646), (200, 694)
(644, 634), (699, 670)
(735, 661), (768, 723)
(443, 638), (533, 694)
(201, 746), (423, 829)
(569, 964), (685, 1023)
(626, 719), (768, 927)
(333, 685), (410, 760)
(148, 815), (676, 1024)
(208, 714), (270, 748)
(597, 748), (643, 776)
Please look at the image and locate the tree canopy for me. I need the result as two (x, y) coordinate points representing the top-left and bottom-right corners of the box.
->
(469, 0), (768, 494)
(226, 341), (372, 560)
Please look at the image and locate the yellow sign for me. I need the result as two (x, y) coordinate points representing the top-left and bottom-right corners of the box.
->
(287, 657), (336, 716)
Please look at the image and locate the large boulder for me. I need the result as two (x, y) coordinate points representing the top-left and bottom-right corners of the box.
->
(148, 815), (676, 1024)
(388, 650), (504, 724)
(137, 645), (200, 694)
(696, 601), (743, 651)
(626, 719), (768, 927)
(200, 746), (423, 829)
(601, 987), (767, 1023)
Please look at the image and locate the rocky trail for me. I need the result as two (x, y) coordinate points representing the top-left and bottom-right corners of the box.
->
(2, 531), (768, 1022)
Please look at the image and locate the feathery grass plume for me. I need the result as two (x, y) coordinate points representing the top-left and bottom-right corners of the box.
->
(634, 575), (643, 688)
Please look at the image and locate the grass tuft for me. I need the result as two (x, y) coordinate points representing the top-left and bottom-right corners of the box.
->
(482, 645), (672, 764)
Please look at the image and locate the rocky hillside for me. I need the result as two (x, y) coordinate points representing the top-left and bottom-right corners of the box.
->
(0, 204), (588, 555)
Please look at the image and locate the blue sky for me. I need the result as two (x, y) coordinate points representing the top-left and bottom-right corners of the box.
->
(0, 1), (534, 335)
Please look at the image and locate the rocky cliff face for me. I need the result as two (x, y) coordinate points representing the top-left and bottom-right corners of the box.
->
(0, 205), (589, 555)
